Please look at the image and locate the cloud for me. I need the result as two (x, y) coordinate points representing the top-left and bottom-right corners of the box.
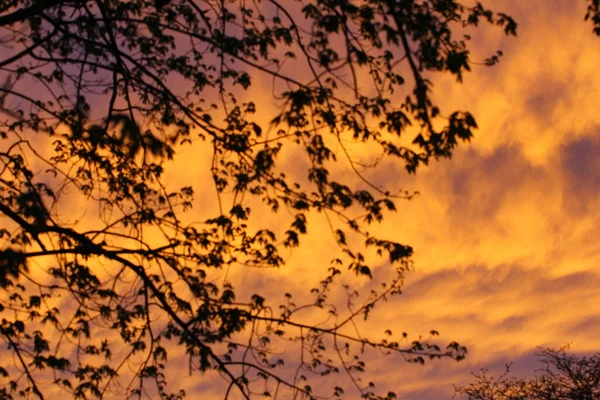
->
(560, 136), (600, 216)
(355, 263), (600, 398)
(161, 3), (600, 396)
(8, 0), (600, 398)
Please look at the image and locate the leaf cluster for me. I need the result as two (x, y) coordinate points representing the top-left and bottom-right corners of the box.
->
(0, 0), (519, 398)
(455, 347), (600, 400)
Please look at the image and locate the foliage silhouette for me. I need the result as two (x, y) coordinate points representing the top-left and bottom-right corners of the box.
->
(455, 347), (600, 400)
(0, 0), (528, 398)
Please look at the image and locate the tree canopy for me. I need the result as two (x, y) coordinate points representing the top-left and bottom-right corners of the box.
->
(0, 0), (557, 398)
(455, 347), (600, 400)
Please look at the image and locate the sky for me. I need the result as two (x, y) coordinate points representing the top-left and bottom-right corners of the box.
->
(199, 0), (600, 398)
(3, 0), (600, 399)
(161, 1), (600, 398)
(112, 1), (600, 398)
(348, 1), (600, 397)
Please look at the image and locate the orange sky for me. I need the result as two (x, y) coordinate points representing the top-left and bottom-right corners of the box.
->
(355, 1), (600, 397)
(152, 1), (600, 398)
(197, 1), (600, 398)
(4, 0), (600, 398)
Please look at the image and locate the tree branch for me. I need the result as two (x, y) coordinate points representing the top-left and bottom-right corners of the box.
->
(0, 0), (67, 28)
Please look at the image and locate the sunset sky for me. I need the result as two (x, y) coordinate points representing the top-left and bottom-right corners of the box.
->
(211, 0), (600, 398)
(354, 1), (600, 397)
(150, 1), (600, 398)
(3, 0), (600, 399)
